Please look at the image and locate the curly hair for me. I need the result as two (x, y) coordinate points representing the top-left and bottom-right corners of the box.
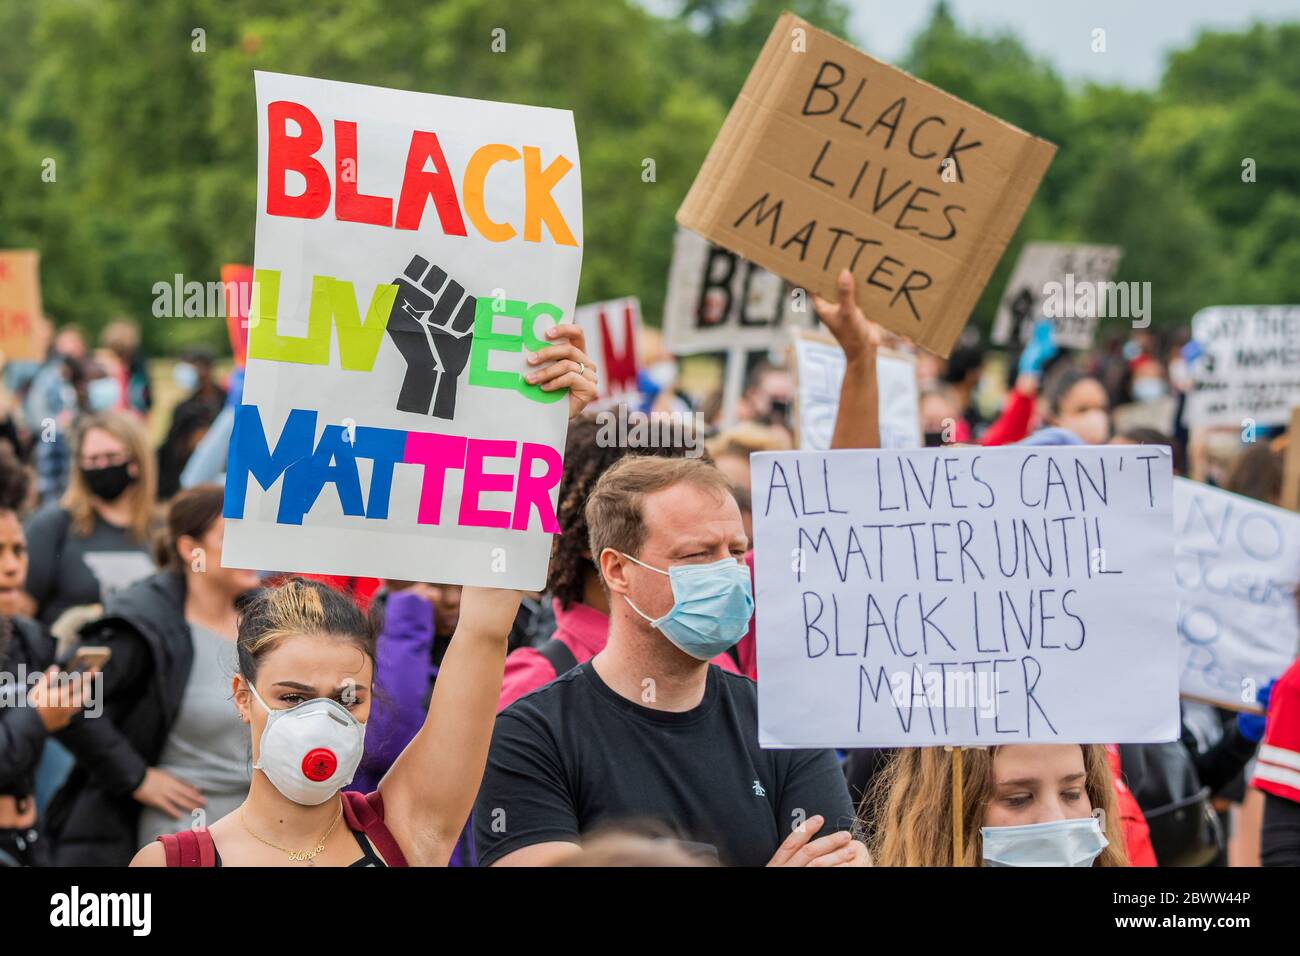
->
(546, 412), (696, 609)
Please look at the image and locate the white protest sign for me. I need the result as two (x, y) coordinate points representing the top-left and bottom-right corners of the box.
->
(1183, 306), (1300, 428)
(222, 71), (583, 590)
(751, 446), (1180, 747)
(574, 296), (640, 402)
(1173, 478), (1300, 710)
(791, 332), (920, 451)
(663, 228), (812, 354)
(991, 243), (1124, 349)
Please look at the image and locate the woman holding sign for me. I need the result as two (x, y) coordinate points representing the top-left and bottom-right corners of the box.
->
(130, 327), (599, 867)
(869, 744), (1129, 867)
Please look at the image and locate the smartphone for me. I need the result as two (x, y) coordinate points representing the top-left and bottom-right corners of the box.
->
(67, 646), (111, 674)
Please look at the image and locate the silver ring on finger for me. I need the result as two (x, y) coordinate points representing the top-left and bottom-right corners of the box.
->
(577, 362), (585, 375)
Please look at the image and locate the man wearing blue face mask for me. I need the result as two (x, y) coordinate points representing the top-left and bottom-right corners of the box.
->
(473, 455), (867, 867)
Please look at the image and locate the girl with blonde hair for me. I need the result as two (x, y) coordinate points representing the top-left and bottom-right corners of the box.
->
(868, 743), (1129, 867)
(22, 411), (158, 629)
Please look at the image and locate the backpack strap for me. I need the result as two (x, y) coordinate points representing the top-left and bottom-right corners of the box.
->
(157, 828), (216, 867)
(536, 637), (578, 678)
(340, 790), (408, 867)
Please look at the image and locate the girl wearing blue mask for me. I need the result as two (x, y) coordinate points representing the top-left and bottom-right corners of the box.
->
(868, 743), (1128, 867)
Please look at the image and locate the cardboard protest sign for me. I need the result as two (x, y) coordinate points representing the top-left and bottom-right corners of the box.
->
(0, 250), (44, 362)
(1173, 478), (1300, 711)
(990, 242), (1124, 349)
(751, 446), (1179, 747)
(1184, 306), (1300, 428)
(790, 329), (920, 450)
(222, 72), (583, 590)
(677, 14), (1056, 358)
(1283, 406), (1300, 513)
(574, 296), (640, 402)
(221, 264), (254, 367)
(663, 228), (811, 354)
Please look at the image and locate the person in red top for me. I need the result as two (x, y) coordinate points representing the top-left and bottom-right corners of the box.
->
(1254, 659), (1300, 865)
(499, 418), (741, 711)
(1105, 744), (1158, 866)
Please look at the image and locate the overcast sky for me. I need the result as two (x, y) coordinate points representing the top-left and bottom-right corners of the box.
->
(848, 0), (1300, 88)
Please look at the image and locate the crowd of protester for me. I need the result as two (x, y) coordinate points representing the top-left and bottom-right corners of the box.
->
(0, 280), (1297, 869)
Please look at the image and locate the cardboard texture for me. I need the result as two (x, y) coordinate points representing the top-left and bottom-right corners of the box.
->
(0, 250), (44, 362)
(1282, 406), (1300, 512)
(678, 13), (1056, 357)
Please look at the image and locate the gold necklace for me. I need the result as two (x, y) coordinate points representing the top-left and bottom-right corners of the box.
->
(240, 800), (343, 865)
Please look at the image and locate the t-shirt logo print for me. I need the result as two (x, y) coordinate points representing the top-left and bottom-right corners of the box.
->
(752, 779), (766, 797)
(386, 254), (478, 419)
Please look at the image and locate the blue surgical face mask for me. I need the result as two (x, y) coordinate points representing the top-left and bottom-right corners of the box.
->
(87, 376), (121, 412)
(1132, 377), (1167, 403)
(619, 553), (753, 661)
(173, 361), (199, 393)
(981, 813), (1108, 867)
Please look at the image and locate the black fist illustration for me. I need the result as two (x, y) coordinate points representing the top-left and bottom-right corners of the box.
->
(386, 255), (478, 419)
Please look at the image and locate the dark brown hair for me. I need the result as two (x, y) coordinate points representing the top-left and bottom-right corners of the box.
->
(153, 484), (225, 570)
(0, 443), (31, 514)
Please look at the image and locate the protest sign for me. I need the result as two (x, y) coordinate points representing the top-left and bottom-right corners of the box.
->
(221, 264), (253, 367)
(574, 296), (640, 401)
(663, 228), (810, 354)
(0, 250), (43, 362)
(1184, 306), (1300, 428)
(751, 446), (1179, 747)
(1283, 406), (1300, 512)
(222, 71), (583, 590)
(790, 329), (920, 450)
(990, 242), (1124, 349)
(677, 13), (1056, 358)
(1173, 477), (1300, 711)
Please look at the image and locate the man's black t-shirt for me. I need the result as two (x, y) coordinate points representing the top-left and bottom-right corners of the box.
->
(473, 661), (856, 866)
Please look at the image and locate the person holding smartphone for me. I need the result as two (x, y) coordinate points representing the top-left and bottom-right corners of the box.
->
(0, 444), (96, 865)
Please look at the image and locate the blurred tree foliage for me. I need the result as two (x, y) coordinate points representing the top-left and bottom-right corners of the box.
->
(0, 0), (1296, 355)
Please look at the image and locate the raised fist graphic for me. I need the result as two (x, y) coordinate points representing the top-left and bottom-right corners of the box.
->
(386, 254), (477, 419)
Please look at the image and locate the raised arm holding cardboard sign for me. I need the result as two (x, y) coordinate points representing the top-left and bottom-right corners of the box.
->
(677, 14), (1056, 358)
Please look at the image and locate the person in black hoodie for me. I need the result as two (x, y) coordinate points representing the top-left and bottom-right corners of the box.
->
(44, 485), (260, 865)
(0, 446), (95, 865)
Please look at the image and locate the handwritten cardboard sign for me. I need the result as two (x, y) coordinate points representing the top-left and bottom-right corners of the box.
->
(751, 446), (1179, 747)
(678, 14), (1056, 358)
(1173, 478), (1300, 710)
(990, 242), (1124, 349)
(0, 250), (43, 362)
(1184, 306), (1300, 428)
(222, 72), (583, 589)
(790, 329), (920, 450)
(663, 228), (810, 354)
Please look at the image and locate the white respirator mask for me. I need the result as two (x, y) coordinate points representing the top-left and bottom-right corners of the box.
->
(245, 680), (365, 806)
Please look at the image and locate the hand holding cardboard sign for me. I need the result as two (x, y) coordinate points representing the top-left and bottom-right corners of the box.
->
(387, 254), (478, 419)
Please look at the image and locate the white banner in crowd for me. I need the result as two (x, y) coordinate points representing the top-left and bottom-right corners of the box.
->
(663, 228), (812, 354)
(1173, 478), (1300, 710)
(751, 446), (1180, 748)
(991, 243), (1124, 350)
(222, 71), (583, 589)
(574, 296), (641, 403)
(1184, 305), (1300, 428)
(791, 333), (920, 451)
